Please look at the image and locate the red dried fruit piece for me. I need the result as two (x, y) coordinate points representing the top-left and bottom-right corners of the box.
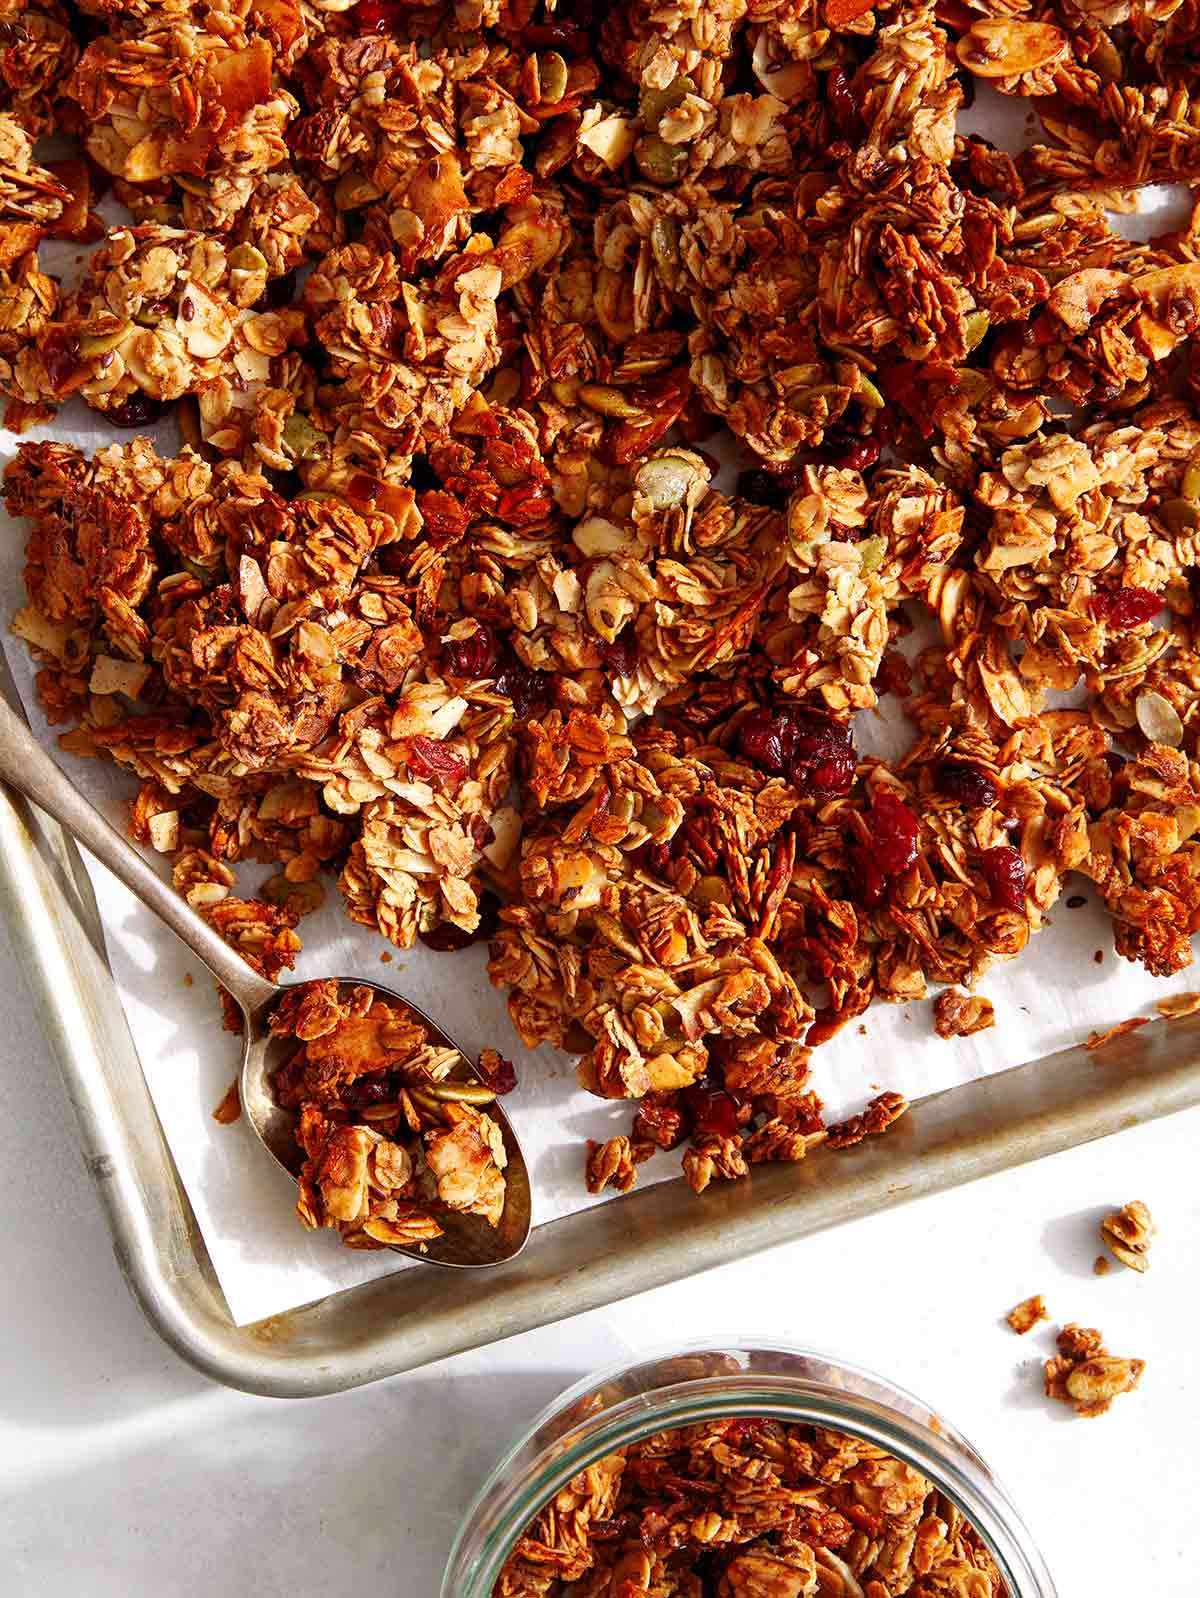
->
(105, 392), (170, 429)
(407, 735), (468, 785)
(682, 1084), (741, 1139)
(737, 707), (786, 771)
(880, 360), (960, 438)
(937, 761), (998, 808)
(597, 630), (639, 677)
(353, 0), (406, 29)
(1091, 586), (1162, 630)
(444, 623), (498, 679)
(848, 843), (888, 908)
(346, 1072), (393, 1107)
(826, 66), (865, 141)
(867, 788), (920, 874)
(496, 661), (552, 719)
(737, 468), (792, 510)
(477, 1049), (517, 1095)
(981, 844), (1026, 911)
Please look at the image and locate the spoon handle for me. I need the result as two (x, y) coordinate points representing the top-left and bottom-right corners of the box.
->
(0, 690), (278, 1015)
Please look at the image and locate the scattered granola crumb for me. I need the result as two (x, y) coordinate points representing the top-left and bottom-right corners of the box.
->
(1007, 1294), (1048, 1335)
(1156, 991), (1200, 1019)
(1095, 952), (1105, 965)
(1044, 1324), (1145, 1418)
(212, 1077), (240, 1125)
(183, 973), (193, 987)
(1101, 1200), (1156, 1272)
(858, 1025), (868, 1036)
(1086, 1016), (1151, 1051)
(1094, 1254), (1112, 1276)
(934, 988), (995, 1039)
(379, 951), (393, 965)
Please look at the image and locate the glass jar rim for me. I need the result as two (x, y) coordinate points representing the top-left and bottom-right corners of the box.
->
(443, 1338), (1057, 1598)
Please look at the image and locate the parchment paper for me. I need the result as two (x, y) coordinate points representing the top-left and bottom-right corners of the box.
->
(4, 90), (1198, 1326)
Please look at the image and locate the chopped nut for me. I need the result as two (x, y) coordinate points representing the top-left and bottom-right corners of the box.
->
(934, 989), (995, 1039)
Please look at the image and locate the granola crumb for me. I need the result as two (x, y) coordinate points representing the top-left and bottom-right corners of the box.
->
(212, 1077), (241, 1124)
(1094, 952), (1105, 965)
(1007, 1294), (1048, 1335)
(1093, 1254), (1112, 1276)
(183, 973), (193, 987)
(1086, 1017), (1151, 1052)
(379, 952), (393, 965)
(934, 988), (995, 1039)
(1044, 1324), (1145, 1418)
(1101, 1200), (1156, 1273)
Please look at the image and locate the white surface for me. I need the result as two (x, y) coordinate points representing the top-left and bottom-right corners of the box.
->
(1, 909), (1197, 1596)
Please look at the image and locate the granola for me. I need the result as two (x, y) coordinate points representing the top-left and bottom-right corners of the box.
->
(269, 978), (507, 1249)
(1100, 1198), (1156, 1273)
(1006, 1294), (1048, 1336)
(5, 0), (1200, 1211)
(492, 1416), (1008, 1598)
(1043, 1324), (1145, 1419)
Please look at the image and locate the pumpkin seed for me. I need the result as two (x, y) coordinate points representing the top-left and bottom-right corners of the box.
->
(175, 173), (211, 197)
(963, 309), (990, 352)
(283, 414), (329, 462)
(635, 136), (687, 186)
(650, 216), (681, 286)
(640, 74), (696, 132)
(1135, 689), (1183, 748)
(578, 382), (643, 419)
(1160, 497), (1200, 533)
(536, 50), (568, 105)
(424, 1078), (498, 1105)
(636, 453), (699, 510)
(228, 243), (268, 274)
(78, 323), (130, 358)
(858, 535), (887, 573)
(853, 371), (885, 409)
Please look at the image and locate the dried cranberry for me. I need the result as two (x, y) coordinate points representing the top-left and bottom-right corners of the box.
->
(496, 660), (552, 719)
(981, 844), (1026, 912)
(40, 329), (80, 392)
(255, 269), (297, 312)
(444, 624), (498, 679)
(867, 788), (921, 875)
(477, 1051), (517, 1095)
(104, 391), (169, 429)
(353, 0), (405, 29)
(847, 845), (888, 908)
(598, 630), (639, 677)
(826, 66), (865, 142)
(737, 707), (786, 771)
(407, 734), (468, 785)
(823, 428), (881, 472)
(682, 1084), (740, 1140)
(737, 468), (790, 510)
(346, 1073), (392, 1106)
(738, 705), (857, 800)
(419, 922), (479, 952)
(1091, 586), (1162, 630)
(936, 761), (998, 809)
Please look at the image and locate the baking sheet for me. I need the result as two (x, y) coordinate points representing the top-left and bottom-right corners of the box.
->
(4, 89), (1200, 1327)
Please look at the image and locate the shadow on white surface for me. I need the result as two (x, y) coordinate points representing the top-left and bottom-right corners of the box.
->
(1039, 1204), (1123, 1282)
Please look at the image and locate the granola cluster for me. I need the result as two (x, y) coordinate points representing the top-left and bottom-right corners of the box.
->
(269, 978), (508, 1248)
(493, 1416), (1007, 1598)
(1043, 1323), (1145, 1419)
(7, 0), (1200, 1203)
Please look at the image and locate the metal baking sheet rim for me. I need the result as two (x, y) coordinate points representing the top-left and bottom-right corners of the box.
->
(4, 775), (1200, 1400)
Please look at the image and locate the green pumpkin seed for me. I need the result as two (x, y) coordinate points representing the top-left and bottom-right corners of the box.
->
(78, 323), (131, 358)
(175, 173), (211, 197)
(283, 414), (329, 462)
(650, 216), (681, 286)
(578, 382), (643, 419)
(424, 1078), (498, 1105)
(635, 136), (687, 186)
(640, 74), (696, 133)
(1161, 497), (1200, 533)
(536, 50), (568, 105)
(1135, 689), (1183, 748)
(858, 535), (887, 573)
(228, 243), (268, 274)
(964, 309), (991, 353)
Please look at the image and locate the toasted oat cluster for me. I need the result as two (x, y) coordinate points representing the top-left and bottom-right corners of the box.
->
(1043, 1323), (1145, 1418)
(269, 979), (509, 1248)
(493, 1417), (1007, 1598)
(1100, 1198), (1156, 1272)
(6, 0), (1200, 1205)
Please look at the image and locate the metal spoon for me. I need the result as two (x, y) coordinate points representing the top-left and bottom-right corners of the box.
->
(0, 691), (531, 1269)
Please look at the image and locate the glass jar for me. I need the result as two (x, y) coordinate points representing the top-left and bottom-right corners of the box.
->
(443, 1341), (1056, 1598)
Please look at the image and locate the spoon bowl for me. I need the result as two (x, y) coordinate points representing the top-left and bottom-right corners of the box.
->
(0, 689), (532, 1270)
